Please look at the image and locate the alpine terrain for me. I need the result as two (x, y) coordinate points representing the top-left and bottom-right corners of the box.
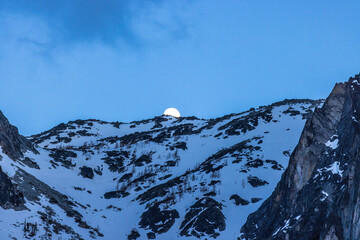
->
(0, 97), (322, 239)
(240, 74), (360, 240)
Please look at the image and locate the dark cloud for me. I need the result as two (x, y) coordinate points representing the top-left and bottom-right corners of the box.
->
(0, 0), (184, 48)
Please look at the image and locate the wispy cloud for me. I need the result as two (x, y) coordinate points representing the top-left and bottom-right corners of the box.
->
(0, 0), (191, 50)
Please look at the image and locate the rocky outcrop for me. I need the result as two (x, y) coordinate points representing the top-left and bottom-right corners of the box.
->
(180, 197), (225, 238)
(240, 75), (360, 239)
(0, 111), (39, 210)
(0, 167), (25, 209)
(230, 194), (250, 206)
(79, 166), (94, 179)
(139, 203), (179, 234)
(0, 111), (36, 160)
(49, 149), (77, 168)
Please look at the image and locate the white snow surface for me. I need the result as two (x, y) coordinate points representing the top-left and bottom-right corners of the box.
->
(325, 135), (339, 149)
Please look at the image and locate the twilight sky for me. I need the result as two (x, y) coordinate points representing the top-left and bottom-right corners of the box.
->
(1, 0), (360, 135)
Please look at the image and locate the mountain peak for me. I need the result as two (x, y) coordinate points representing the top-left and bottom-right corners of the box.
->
(240, 77), (360, 239)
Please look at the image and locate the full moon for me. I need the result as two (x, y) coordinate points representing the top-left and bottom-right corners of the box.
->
(163, 108), (181, 118)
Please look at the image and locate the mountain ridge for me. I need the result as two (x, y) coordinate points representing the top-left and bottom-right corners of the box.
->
(0, 98), (322, 239)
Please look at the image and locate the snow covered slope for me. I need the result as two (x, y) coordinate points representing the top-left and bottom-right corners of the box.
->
(0, 99), (321, 239)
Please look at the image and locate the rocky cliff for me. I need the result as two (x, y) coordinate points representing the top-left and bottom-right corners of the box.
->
(0, 111), (38, 210)
(0, 111), (37, 160)
(240, 75), (360, 239)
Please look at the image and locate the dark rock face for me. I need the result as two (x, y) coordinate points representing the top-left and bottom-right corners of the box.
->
(127, 229), (140, 240)
(79, 166), (94, 179)
(169, 141), (187, 150)
(230, 194), (250, 206)
(139, 203), (179, 234)
(180, 197), (225, 238)
(0, 111), (36, 160)
(13, 168), (83, 221)
(218, 108), (273, 136)
(101, 150), (127, 172)
(134, 154), (152, 166)
(146, 232), (156, 239)
(240, 76), (360, 240)
(49, 149), (77, 168)
(0, 111), (40, 210)
(247, 176), (269, 187)
(22, 157), (40, 169)
(0, 167), (24, 209)
(104, 190), (128, 199)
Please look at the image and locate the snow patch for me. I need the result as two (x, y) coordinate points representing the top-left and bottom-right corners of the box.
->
(325, 161), (343, 177)
(325, 136), (339, 150)
(320, 191), (329, 201)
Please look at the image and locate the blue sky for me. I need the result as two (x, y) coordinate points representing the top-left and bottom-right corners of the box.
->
(1, 0), (360, 135)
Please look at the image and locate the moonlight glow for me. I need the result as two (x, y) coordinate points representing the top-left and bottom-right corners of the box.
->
(163, 108), (181, 118)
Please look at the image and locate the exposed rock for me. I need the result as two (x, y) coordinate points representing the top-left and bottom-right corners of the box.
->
(169, 141), (187, 150)
(202, 138), (260, 173)
(104, 190), (129, 199)
(133, 154), (152, 166)
(136, 177), (183, 204)
(0, 111), (37, 160)
(139, 203), (179, 234)
(79, 166), (94, 179)
(218, 108), (273, 136)
(165, 160), (177, 166)
(247, 176), (269, 187)
(250, 198), (262, 203)
(245, 159), (264, 168)
(101, 150), (127, 172)
(49, 149), (77, 168)
(230, 194), (250, 206)
(240, 76), (360, 240)
(180, 197), (225, 238)
(146, 232), (156, 239)
(0, 166), (25, 210)
(22, 157), (40, 169)
(37, 206), (83, 239)
(94, 166), (103, 176)
(119, 173), (133, 182)
(172, 124), (195, 136)
(265, 159), (283, 170)
(127, 229), (140, 240)
(13, 169), (82, 220)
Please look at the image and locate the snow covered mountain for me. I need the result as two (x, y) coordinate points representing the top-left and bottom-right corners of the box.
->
(0, 98), (322, 239)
